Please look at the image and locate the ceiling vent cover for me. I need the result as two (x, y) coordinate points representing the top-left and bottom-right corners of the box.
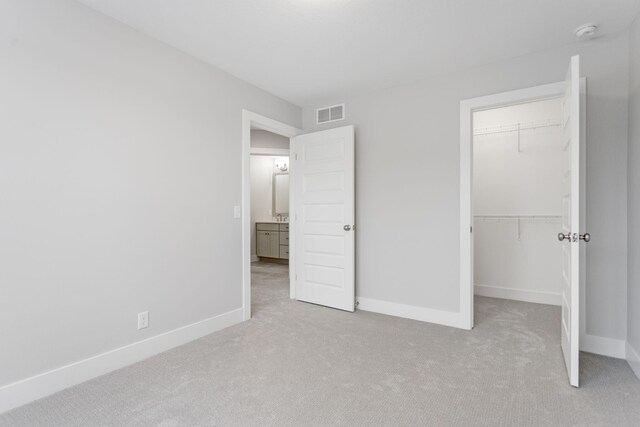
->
(317, 104), (345, 124)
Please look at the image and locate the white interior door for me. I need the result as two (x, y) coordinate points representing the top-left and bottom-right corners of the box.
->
(559, 55), (584, 387)
(292, 125), (355, 311)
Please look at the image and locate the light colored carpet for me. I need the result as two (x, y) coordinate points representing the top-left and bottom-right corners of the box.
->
(2, 262), (639, 426)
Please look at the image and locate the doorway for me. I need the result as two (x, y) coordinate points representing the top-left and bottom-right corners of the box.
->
(472, 98), (564, 307)
(250, 133), (290, 264)
(249, 130), (291, 315)
(459, 80), (575, 330)
(241, 110), (299, 321)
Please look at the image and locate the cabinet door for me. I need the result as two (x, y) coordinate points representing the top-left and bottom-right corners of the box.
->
(256, 231), (270, 257)
(257, 231), (281, 258)
(268, 232), (280, 258)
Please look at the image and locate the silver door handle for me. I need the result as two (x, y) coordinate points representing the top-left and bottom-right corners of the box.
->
(558, 232), (590, 242)
(343, 225), (351, 231)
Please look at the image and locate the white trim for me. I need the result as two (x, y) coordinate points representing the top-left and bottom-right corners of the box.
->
(0, 308), (243, 414)
(626, 342), (640, 379)
(460, 81), (569, 331)
(288, 138), (297, 300)
(242, 110), (300, 320)
(474, 284), (561, 306)
(356, 297), (468, 330)
(250, 147), (290, 156)
(460, 97), (473, 330)
(578, 334), (626, 359)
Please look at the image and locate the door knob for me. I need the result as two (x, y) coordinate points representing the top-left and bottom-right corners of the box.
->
(343, 225), (351, 231)
(579, 233), (591, 242)
(558, 232), (570, 242)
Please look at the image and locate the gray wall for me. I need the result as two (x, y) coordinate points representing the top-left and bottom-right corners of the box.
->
(628, 16), (640, 356)
(0, 0), (300, 386)
(250, 130), (290, 149)
(302, 33), (630, 341)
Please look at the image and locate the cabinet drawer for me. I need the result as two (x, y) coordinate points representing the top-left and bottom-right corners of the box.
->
(280, 232), (289, 245)
(280, 246), (289, 259)
(280, 223), (289, 232)
(256, 223), (279, 231)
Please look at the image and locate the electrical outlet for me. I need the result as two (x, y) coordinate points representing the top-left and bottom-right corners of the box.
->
(137, 311), (149, 330)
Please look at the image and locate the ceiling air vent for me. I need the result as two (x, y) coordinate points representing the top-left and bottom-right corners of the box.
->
(317, 104), (345, 124)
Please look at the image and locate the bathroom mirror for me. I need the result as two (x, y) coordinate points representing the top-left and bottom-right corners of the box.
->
(273, 173), (289, 215)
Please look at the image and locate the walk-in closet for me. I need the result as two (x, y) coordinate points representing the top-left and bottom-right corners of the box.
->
(473, 98), (564, 306)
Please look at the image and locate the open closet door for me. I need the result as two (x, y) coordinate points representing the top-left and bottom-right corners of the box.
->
(559, 55), (586, 387)
(292, 125), (355, 311)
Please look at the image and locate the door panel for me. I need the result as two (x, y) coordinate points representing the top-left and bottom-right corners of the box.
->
(559, 55), (581, 387)
(292, 126), (355, 311)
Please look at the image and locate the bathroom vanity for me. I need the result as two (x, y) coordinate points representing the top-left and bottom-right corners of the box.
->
(256, 222), (289, 261)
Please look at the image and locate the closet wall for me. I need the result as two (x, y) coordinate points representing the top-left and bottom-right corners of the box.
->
(473, 98), (564, 305)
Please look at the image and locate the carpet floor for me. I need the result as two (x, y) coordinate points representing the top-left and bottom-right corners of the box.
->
(2, 261), (639, 426)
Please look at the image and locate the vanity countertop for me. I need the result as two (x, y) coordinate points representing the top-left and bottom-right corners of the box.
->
(256, 221), (289, 224)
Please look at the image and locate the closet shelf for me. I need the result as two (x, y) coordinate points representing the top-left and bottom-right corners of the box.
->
(474, 119), (561, 153)
(473, 119), (561, 137)
(473, 215), (561, 240)
(474, 215), (561, 219)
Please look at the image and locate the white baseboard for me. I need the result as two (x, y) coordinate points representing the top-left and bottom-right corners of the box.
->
(0, 308), (244, 414)
(580, 333), (626, 359)
(626, 341), (640, 379)
(356, 297), (467, 330)
(474, 284), (561, 306)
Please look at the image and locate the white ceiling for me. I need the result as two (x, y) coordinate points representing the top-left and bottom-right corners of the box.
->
(75, 0), (640, 107)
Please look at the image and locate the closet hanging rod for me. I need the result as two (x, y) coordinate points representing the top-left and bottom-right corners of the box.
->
(473, 119), (561, 137)
(473, 215), (561, 219)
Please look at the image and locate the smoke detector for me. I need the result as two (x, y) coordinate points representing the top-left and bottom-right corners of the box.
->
(575, 23), (598, 39)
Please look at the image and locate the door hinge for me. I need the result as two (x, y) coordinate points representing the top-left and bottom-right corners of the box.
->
(470, 226), (473, 233)
(294, 153), (298, 161)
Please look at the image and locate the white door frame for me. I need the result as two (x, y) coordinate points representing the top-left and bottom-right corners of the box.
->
(242, 110), (301, 321)
(459, 80), (586, 330)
